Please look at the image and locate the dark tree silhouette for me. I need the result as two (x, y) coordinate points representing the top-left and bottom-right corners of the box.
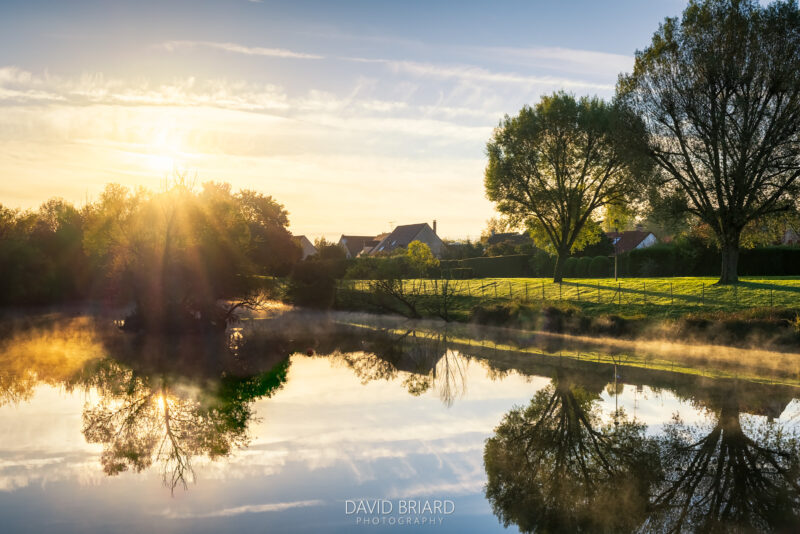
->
(618, 0), (800, 284)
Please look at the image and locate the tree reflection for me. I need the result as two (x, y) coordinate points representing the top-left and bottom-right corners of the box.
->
(80, 354), (288, 492)
(484, 370), (661, 533)
(645, 390), (800, 533)
(327, 329), (468, 406)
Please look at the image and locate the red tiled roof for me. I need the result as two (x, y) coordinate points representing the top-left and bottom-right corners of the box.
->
(605, 230), (654, 254)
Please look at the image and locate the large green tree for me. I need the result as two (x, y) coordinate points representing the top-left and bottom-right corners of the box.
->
(485, 92), (647, 282)
(617, 0), (800, 284)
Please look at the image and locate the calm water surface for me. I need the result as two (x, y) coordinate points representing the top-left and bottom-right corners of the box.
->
(1, 311), (799, 533)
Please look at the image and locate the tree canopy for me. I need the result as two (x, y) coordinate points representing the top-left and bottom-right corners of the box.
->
(485, 92), (648, 282)
(617, 0), (800, 284)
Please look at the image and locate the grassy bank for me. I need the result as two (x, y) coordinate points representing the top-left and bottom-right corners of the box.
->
(334, 277), (800, 350)
(338, 276), (800, 318)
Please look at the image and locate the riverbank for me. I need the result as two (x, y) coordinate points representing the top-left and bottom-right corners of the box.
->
(333, 277), (800, 352)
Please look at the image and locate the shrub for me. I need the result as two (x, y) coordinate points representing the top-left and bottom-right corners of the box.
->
(576, 257), (593, 278)
(530, 250), (555, 277)
(563, 257), (578, 277)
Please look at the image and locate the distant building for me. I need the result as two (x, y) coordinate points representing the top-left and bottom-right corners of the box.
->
(293, 235), (317, 259)
(337, 235), (380, 259)
(783, 228), (800, 246)
(371, 221), (445, 258)
(605, 229), (657, 254)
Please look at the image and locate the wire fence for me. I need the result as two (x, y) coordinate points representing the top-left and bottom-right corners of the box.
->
(337, 278), (800, 310)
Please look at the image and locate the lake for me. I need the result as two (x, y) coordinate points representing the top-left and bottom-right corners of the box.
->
(1, 309), (799, 533)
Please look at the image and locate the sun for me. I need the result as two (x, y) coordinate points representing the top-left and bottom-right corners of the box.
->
(141, 127), (185, 175)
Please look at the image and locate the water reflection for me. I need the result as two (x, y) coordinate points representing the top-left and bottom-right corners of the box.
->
(0, 316), (290, 492)
(80, 358), (288, 491)
(484, 370), (660, 533)
(321, 329), (468, 406)
(484, 378), (800, 533)
(647, 388), (800, 533)
(2, 311), (800, 533)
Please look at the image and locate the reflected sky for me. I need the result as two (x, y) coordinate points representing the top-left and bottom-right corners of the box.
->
(0, 312), (799, 533)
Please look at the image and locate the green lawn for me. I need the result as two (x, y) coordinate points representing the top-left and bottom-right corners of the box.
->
(340, 276), (800, 318)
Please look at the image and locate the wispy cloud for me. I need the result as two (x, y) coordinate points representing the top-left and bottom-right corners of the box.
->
(159, 40), (323, 60)
(474, 46), (633, 77)
(157, 499), (325, 519)
(0, 67), (291, 111)
(342, 57), (614, 91)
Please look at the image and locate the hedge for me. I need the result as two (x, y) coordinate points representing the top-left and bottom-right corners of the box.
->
(431, 245), (800, 280)
(589, 256), (612, 277)
(440, 254), (533, 278)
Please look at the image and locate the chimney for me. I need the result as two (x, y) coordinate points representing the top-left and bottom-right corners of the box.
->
(635, 223), (644, 232)
(432, 220), (437, 235)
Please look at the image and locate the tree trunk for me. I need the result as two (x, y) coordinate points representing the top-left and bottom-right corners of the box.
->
(553, 252), (566, 283)
(718, 234), (741, 285)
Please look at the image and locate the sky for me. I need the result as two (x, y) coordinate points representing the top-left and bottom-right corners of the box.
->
(0, 0), (689, 241)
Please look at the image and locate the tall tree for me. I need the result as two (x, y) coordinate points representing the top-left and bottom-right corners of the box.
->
(617, 0), (800, 284)
(485, 92), (647, 282)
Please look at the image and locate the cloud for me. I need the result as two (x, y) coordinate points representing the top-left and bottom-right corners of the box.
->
(159, 40), (323, 60)
(157, 499), (325, 519)
(475, 46), (634, 78)
(342, 57), (614, 91)
(0, 67), (291, 112)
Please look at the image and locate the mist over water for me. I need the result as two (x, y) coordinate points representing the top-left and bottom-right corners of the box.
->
(0, 309), (799, 533)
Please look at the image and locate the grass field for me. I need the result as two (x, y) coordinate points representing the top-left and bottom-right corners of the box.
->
(339, 276), (800, 318)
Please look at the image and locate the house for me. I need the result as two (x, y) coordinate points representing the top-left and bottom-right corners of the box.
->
(338, 235), (380, 259)
(605, 229), (657, 254)
(370, 221), (445, 258)
(293, 235), (317, 259)
(783, 228), (800, 245)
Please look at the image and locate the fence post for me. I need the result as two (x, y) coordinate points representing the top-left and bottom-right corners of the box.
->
(559, 282), (562, 301)
(542, 282), (545, 300)
(494, 282), (498, 298)
(597, 284), (600, 304)
(525, 282), (529, 301)
(508, 281), (513, 299)
(467, 280), (471, 297)
(670, 282), (673, 305)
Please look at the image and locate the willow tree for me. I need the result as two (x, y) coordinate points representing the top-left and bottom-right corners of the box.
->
(485, 92), (647, 282)
(617, 0), (800, 284)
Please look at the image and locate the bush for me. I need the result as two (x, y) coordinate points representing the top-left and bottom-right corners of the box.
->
(563, 257), (578, 277)
(530, 250), (555, 277)
(576, 257), (593, 277)
(589, 256), (612, 277)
